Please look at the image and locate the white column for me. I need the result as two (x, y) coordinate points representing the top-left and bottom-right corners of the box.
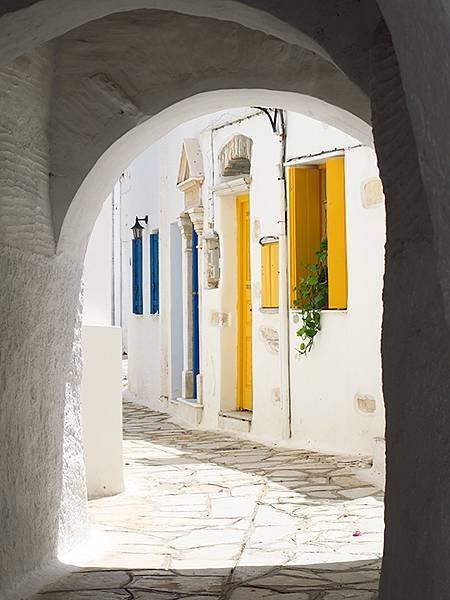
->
(178, 213), (194, 399)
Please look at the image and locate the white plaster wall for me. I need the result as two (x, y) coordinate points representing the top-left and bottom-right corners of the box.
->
(123, 112), (247, 411)
(80, 184), (124, 500)
(121, 174), (131, 353)
(82, 195), (112, 326)
(81, 325), (124, 498)
(201, 192), (238, 421)
(0, 46), (55, 256)
(122, 108), (385, 457)
(122, 144), (163, 406)
(289, 146), (385, 455)
(0, 48), (88, 599)
(170, 222), (183, 400)
(197, 110), (366, 444)
(58, 284), (88, 556)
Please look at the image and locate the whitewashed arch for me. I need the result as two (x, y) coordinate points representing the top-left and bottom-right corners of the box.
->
(58, 89), (372, 260)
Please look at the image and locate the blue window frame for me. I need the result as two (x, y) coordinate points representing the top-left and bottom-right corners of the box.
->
(132, 238), (143, 314)
(150, 232), (160, 314)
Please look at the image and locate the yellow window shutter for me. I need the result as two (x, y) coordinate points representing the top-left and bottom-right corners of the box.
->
(261, 244), (272, 308)
(261, 242), (279, 308)
(326, 157), (348, 309)
(270, 242), (279, 308)
(289, 167), (321, 307)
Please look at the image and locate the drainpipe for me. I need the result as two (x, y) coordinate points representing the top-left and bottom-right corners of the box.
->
(277, 111), (292, 440)
(257, 108), (292, 440)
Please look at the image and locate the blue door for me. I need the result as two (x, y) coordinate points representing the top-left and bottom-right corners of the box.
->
(192, 229), (200, 398)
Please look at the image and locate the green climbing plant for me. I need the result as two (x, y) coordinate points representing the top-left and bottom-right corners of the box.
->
(294, 239), (328, 355)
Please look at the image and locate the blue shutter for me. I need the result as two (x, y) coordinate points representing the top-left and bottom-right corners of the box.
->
(150, 232), (160, 314)
(132, 238), (143, 314)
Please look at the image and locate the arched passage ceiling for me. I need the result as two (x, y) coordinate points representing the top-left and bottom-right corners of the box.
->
(0, 0), (382, 88)
(48, 8), (373, 245)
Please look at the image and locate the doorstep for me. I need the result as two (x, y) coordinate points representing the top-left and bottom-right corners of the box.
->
(218, 410), (253, 433)
(171, 397), (204, 426)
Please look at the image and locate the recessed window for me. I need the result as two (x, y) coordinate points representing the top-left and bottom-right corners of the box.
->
(289, 156), (347, 310)
(149, 232), (160, 314)
(132, 238), (143, 315)
(261, 241), (279, 309)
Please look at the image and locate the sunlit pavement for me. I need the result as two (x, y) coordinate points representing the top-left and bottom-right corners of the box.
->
(36, 401), (383, 599)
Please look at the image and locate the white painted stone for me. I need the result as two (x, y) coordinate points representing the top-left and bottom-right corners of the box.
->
(218, 414), (252, 434)
(356, 395), (377, 414)
(81, 326), (124, 499)
(362, 177), (385, 208)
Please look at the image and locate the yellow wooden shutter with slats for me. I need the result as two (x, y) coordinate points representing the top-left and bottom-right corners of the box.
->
(289, 167), (321, 308)
(326, 157), (348, 309)
(270, 242), (279, 308)
(261, 242), (279, 308)
(261, 244), (271, 307)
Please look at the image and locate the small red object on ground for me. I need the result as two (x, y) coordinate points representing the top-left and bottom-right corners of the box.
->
(353, 530), (362, 537)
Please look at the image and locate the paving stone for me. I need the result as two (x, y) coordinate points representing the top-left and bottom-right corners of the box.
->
(41, 571), (131, 591)
(229, 588), (310, 599)
(170, 528), (245, 549)
(130, 574), (224, 593)
(35, 593), (131, 600)
(322, 592), (377, 599)
(210, 496), (255, 518)
(34, 401), (384, 599)
(338, 487), (380, 500)
(131, 593), (180, 600)
(253, 505), (299, 527)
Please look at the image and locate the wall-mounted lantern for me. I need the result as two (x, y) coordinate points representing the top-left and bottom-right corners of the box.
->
(131, 216), (148, 240)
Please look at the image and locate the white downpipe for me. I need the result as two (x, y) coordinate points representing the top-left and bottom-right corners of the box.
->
(278, 112), (292, 440)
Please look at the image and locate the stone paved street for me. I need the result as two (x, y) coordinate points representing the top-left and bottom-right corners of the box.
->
(36, 402), (384, 599)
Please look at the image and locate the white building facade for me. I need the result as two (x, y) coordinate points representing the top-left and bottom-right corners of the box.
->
(91, 107), (385, 468)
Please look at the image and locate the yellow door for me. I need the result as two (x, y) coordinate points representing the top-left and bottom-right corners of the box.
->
(237, 194), (253, 411)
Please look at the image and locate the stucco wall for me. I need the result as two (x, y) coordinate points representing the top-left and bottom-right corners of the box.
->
(81, 325), (124, 499)
(0, 247), (88, 599)
(0, 48), (88, 599)
(289, 149), (385, 455)
(82, 195), (113, 327)
(122, 144), (163, 405)
(80, 184), (124, 500)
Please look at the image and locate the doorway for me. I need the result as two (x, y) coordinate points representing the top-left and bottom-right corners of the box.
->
(236, 193), (253, 411)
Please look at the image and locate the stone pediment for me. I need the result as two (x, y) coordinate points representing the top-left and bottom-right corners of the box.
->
(219, 135), (253, 177)
(177, 138), (204, 189)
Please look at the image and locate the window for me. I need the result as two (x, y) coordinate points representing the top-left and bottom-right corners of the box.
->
(149, 232), (160, 314)
(289, 156), (347, 309)
(261, 241), (279, 308)
(132, 238), (143, 314)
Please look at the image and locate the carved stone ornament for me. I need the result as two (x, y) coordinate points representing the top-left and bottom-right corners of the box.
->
(219, 134), (253, 177)
(177, 138), (204, 210)
(204, 229), (220, 288)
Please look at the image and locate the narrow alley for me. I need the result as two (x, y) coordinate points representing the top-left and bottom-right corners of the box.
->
(36, 402), (383, 599)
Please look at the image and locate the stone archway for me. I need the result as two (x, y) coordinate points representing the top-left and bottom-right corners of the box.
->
(0, 3), (449, 599)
